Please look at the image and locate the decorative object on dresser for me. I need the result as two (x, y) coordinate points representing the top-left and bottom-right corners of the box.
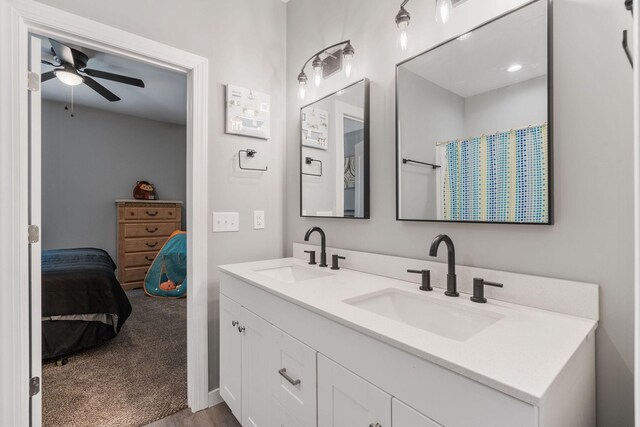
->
(132, 180), (157, 200)
(116, 200), (183, 291)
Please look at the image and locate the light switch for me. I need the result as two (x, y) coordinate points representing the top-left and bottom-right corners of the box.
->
(212, 212), (240, 232)
(254, 210), (265, 229)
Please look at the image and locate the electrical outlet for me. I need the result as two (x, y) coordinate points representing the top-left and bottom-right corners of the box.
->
(212, 212), (240, 232)
(254, 210), (265, 229)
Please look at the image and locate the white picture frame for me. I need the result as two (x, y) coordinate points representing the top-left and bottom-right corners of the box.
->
(225, 84), (271, 139)
(301, 108), (329, 150)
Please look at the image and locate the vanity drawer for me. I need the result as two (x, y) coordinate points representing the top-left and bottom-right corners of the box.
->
(271, 326), (317, 426)
(123, 266), (149, 283)
(124, 223), (177, 238)
(123, 251), (158, 268)
(124, 237), (167, 253)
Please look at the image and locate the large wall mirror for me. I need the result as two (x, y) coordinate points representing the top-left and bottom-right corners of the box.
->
(396, 0), (551, 224)
(301, 78), (370, 218)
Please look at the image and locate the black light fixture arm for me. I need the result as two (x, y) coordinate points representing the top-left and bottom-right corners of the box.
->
(299, 40), (353, 74)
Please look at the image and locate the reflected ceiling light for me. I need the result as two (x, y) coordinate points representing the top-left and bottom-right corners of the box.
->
(436, 0), (453, 24)
(458, 32), (472, 41)
(54, 66), (84, 86)
(507, 64), (523, 72)
(395, 0), (411, 51)
(296, 40), (356, 100)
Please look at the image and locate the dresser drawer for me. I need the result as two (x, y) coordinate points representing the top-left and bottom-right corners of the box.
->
(124, 223), (177, 238)
(123, 266), (150, 283)
(123, 251), (159, 268)
(124, 237), (167, 252)
(137, 207), (164, 219)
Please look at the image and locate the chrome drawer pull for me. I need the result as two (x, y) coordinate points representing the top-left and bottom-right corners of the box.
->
(145, 210), (159, 216)
(145, 227), (159, 233)
(278, 368), (301, 386)
(145, 242), (158, 248)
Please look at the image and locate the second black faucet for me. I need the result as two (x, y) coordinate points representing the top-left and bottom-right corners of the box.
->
(429, 234), (459, 297)
(304, 226), (328, 267)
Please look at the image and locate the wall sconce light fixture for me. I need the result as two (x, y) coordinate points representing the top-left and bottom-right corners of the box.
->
(395, 0), (411, 51)
(297, 40), (355, 100)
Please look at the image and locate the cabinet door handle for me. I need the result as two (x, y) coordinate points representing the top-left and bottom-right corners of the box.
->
(146, 210), (159, 216)
(232, 320), (239, 327)
(278, 368), (301, 386)
(238, 325), (245, 333)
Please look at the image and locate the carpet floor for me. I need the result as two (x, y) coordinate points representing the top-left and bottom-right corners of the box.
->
(43, 289), (187, 427)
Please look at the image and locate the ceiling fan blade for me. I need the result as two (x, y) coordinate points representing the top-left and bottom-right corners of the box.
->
(49, 39), (75, 66)
(83, 68), (145, 88)
(83, 76), (121, 102)
(41, 71), (57, 82)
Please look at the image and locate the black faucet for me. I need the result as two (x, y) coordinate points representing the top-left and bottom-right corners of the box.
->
(304, 227), (328, 267)
(429, 234), (459, 297)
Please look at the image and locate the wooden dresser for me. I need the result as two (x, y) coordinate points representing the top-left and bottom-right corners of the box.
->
(116, 199), (183, 290)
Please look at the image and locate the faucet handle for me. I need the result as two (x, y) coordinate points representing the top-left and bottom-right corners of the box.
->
(331, 254), (346, 270)
(303, 250), (316, 265)
(407, 269), (432, 291)
(471, 278), (503, 303)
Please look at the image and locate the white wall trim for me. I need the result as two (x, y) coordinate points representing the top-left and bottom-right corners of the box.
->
(2, 2), (209, 424)
(208, 389), (224, 407)
(293, 242), (599, 320)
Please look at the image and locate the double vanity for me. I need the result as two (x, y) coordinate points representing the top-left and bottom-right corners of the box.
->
(218, 234), (598, 427)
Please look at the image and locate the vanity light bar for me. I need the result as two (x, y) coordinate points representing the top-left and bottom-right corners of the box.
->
(297, 40), (355, 100)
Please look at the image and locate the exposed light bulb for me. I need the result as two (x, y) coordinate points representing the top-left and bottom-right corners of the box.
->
(298, 82), (306, 100)
(399, 28), (409, 51)
(54, 69), (83, 86)
(314, 70), (322, 87)
(344, 54), (353, 78)
(435, 0), (453, 24)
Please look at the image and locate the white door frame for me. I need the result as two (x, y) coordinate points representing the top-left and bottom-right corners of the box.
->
(334, 101), (364, 216)
(2, 2), (209, 425)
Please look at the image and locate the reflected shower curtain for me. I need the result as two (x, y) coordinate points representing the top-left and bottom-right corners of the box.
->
(439, 124), (548, 223)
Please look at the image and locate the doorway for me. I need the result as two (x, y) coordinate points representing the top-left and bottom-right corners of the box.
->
(4, 3), (210, 425)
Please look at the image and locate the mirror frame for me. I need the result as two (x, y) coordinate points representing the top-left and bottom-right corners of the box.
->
(300, 78), (371, 219)
(394, 0), (553, 225)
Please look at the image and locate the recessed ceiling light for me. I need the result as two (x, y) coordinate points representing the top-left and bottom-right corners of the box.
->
(507, 64), (523, 73)
(458, 32), (472, 41)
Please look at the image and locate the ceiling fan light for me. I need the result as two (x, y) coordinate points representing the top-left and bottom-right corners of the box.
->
(54, 69), (84, 86)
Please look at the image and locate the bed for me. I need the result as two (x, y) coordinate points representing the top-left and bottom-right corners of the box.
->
(42, 248), (132, 359)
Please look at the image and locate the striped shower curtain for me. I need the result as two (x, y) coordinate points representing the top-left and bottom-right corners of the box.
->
(439, 124), (548, 223)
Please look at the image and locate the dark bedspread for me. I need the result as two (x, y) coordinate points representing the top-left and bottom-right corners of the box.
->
(42, 248), (132, 359)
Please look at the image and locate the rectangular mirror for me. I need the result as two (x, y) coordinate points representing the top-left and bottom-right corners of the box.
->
(396, 0), (551, 224)
(301, 78), (370, 218)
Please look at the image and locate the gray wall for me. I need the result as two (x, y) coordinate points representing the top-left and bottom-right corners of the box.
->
(285, 0), (633, 425)
(33, 0), (288, 391)
(41, 100), (186, 261)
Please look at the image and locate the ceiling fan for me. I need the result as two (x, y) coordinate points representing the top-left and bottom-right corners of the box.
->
(41, 38), (145, 102)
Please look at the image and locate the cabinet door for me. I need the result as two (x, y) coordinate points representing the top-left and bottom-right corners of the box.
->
(272, 327), (317, 426)
(318, 354), (391, 427)
(392, 398), (442, 427)
(219, 294), (243, 420)
(241, 307), (273, 427)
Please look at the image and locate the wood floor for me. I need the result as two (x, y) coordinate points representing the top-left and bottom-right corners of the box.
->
(145, 403), (241, 427)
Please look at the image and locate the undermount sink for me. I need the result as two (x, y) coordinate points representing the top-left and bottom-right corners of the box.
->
(344, 288), (504, 341)
(256, 265), (333, 283)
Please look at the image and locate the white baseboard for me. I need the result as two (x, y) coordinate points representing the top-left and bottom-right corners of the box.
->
(208, 389), (223, 407)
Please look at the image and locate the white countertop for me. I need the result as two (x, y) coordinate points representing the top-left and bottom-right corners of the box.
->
(219, 257), (597, 405)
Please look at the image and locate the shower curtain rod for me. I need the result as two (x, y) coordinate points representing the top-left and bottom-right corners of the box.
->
(434, 122), (548, 146)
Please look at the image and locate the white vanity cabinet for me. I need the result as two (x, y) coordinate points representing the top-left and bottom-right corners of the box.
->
(318, 354), (391, 427)
(219, 264), (597, 427)
(219, 294), (318, 426)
